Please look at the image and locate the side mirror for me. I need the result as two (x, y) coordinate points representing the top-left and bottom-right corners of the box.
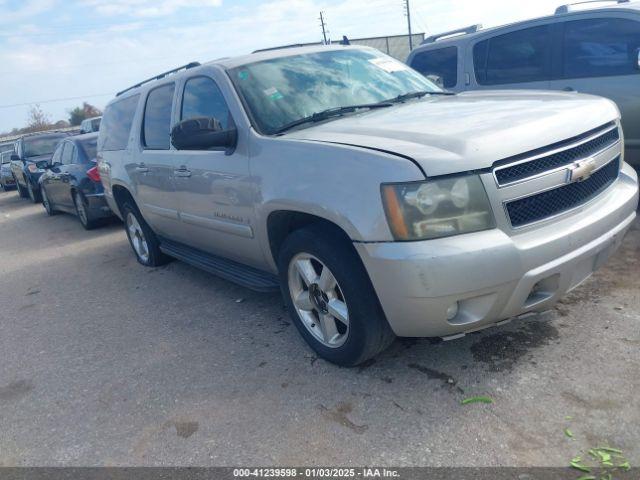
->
(10, 153), (20, 161)
(171, 117), (237, 152)
(635, 47), (640, 70)
(35, 160), (50, 170)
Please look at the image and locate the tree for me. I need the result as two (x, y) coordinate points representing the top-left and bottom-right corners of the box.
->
(25, 104), (51, 132)
(68, 102), (102, 126)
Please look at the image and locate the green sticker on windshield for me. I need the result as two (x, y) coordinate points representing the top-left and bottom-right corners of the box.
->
(238, 70), (249, 80)
(263, 87), (283, 100)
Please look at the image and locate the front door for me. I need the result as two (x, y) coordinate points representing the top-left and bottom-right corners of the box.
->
(133, 82), (181, 238)
(171, 75), (261, 267)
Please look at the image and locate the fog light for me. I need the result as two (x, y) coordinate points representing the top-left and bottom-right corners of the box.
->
(446, 302), (459, 320)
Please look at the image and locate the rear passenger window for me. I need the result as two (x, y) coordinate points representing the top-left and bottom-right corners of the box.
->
(474, 25), (551, 85)
(100, 94), (139, 151)
(410, 47), (458, 88)
(61, 143), (75, 165)
(143, 83), (175, 150)
(563, 18), (640, 78)
(181, 77), (231, 129)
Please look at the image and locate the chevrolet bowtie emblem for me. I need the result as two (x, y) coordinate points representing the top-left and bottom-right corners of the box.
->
(567, 158), (596, 183)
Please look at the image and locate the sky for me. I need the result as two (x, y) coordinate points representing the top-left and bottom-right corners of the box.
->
(0, 0), (564, 133)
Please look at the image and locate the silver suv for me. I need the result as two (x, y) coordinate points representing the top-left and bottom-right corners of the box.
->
(407, 0), (640, 166)
(98, 45), (639, 366)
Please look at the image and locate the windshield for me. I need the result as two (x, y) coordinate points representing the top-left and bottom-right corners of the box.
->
(1, 152), (11, 164)
(24, 135), (65, 157)
(230, 49), (441, 134)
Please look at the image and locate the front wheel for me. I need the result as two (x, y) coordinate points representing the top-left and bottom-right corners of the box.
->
(16, 177), (28, 198)
(278, 225), (395, 366)
(121, 201), (169, 267)
(27, 180), (41, 203)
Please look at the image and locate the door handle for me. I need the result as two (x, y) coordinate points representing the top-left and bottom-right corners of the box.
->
(562, 86), (575, 92)
(135, 163), (149, 173)
(174, 167), (192, 178)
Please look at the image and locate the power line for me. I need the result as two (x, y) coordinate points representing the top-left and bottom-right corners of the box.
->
(0, 93), (114, 110)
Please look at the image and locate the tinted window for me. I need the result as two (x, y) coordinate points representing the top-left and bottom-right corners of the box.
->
(181, 77), (231, 129)
(99, 95), (139, 151)
(563, 18), (640, 78)
(143, 84), (175, 150)
(474, 25), (551, 85)
(61, 143), (76, 165)
(80, 139), (97, 161)
(410, 47), (458, 88)
(51, 144), (63, 165)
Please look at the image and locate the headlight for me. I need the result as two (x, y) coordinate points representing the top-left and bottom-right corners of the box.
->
(381, 175), (495, 241)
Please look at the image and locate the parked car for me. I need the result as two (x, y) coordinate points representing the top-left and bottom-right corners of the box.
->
(80, 116), (101, 134)
(98, 46), (638, 366)
(39, 133), (114, 229)
(1, 150), (16, 190)
(407, 0), (640, 166)
(10, 131), (69, 202)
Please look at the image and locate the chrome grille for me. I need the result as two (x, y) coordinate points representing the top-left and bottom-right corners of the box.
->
(494, 125), (619, 186)
(506, 157), (620, 228)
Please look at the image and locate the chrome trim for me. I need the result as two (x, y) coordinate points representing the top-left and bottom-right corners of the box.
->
(493, 124), (619, 188)
(503, 156), (621, 229)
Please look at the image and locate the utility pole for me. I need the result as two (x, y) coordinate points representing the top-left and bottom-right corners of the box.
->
(319, 11), (328, 44)
(404, 0), (413, 51)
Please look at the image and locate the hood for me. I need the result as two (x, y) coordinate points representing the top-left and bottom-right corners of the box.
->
(285, 90), (620, 177)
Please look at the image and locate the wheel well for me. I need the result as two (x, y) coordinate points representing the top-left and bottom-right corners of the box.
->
(111, 185), (135, 217)
(267, 211), (353, 264)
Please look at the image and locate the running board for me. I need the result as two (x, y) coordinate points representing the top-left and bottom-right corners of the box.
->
(159, 238), (280, 292)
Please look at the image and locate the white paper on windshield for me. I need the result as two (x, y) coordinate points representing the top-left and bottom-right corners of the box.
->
(369, 57), (409, 73)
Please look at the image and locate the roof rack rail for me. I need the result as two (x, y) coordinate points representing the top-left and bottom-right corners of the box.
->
(555, 0), (629, 14)
(253, 43), (312, 53)
(116, 62), (201, 97)
(422, 24), (482, 44)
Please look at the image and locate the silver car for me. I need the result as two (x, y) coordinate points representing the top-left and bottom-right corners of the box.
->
(407, 0), (640, 166)
(98, 45), (639, 366)
(0, 150), (16, 190)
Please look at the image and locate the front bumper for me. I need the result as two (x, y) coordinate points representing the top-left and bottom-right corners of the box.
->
(356, 163), (639, 337)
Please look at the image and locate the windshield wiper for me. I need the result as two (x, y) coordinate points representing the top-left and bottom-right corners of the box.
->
(387, 90), (455, 103)
(274, 102), (393, 135)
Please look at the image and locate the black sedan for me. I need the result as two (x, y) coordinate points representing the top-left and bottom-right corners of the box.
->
(38, 133), (114, 229)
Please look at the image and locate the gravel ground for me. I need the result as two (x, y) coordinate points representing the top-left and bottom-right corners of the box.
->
(0, 189), (638, 467)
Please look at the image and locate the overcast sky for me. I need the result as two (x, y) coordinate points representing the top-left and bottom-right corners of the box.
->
(0, 0), (563, 133)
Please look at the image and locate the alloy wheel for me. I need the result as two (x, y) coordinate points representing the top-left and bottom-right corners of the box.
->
(287, 253), (350, 348)
(126, 213), (150, 263)
(75, 192), (88, 226)
(42, 188), (52, 214)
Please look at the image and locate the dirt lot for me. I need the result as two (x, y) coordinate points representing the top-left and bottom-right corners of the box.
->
(0, 189), (638, 467)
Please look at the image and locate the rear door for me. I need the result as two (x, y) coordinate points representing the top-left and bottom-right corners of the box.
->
(468, 23), (553, 91)
(548, 14), (640, 158)
(133, 82), (182, 237)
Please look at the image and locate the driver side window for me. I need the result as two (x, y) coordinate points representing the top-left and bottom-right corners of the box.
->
(51, 143), (63, 165)
(181, 76), (232, 130)
(61, 143), (75, 165)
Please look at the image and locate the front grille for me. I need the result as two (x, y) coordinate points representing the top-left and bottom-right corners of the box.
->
(506, 157), (620, 228)
(495, 127), (619, 185)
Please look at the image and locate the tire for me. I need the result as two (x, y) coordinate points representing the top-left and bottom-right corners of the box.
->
(278, 224), (395, 366)
(41, 187), (56, 216)
(121, 200), (169, 267)
(74, 191), (98, 230)
(16, 177), (28, 198)
(27, 180), (41, 203)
